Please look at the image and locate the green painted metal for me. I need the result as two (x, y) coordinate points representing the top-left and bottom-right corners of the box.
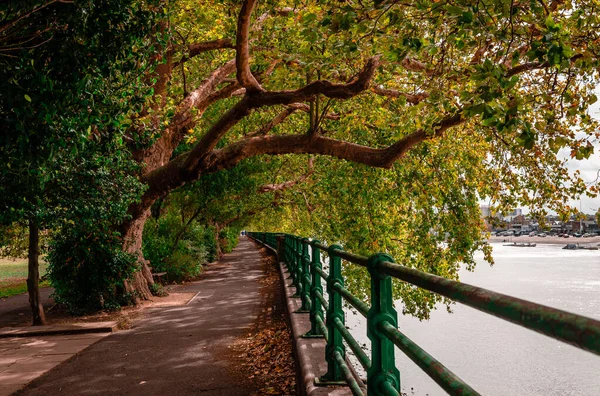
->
(377, 260), (600, 356)
(248, 232), (600, 396)
(332, 282), (370, 318)
(333, 349), (366, 396)
(310, 241), (329, 251)
(304, 240), (325, 338)
(366, 253), (400, 396)
(380, 322), (479, 395)
(320, 244), (347, 383)
(284, 238), (292, 279)
(298, 238), (311, 312)
(315, 266), (328, 281)
(333, 316), (372, 371)
(379, 381), (400, 396)
(315, 289), (329, 310)
(291, 237), (301, 297)
(316, 313), (329, 341)
(331, 248), (369, 267)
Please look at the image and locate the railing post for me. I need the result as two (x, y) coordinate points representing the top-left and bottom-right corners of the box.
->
(276, 234), (285, 264)
(304, 240), (324, 338)
(291, 237), (301, 297)
(296, 238), (311, 312)
(285, 235), (294, 279)
(367, 253), (400, 396)
(318, 244), (346, 384)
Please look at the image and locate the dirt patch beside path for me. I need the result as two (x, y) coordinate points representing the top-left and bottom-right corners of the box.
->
(230, 245), (297, 396)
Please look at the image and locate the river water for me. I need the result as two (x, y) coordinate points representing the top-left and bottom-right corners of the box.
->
(345, 243), (600, 396)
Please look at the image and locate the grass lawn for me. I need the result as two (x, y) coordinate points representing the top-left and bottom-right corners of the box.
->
(0, 258), (48, 298)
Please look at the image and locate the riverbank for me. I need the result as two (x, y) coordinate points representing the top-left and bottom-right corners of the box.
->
(488, 235), (600, 246)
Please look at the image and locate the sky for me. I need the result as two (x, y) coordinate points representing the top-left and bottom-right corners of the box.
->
(562, 148), (600, 214)
(563, 92), (600, 214)
(485, 91), (600, 216)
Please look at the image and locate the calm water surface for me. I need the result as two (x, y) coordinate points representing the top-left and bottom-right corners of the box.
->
(346, 243), (600, 396)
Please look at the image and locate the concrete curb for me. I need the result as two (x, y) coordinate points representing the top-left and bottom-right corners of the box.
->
(0, 321), (117, 338)
(251, 238), (352, 396)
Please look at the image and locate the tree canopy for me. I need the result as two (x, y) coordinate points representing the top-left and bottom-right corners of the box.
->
(3, 0), (600, 316)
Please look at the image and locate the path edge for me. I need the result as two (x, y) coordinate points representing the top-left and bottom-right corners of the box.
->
(250, 237), (352, 396)
(0, 321), (117, 339)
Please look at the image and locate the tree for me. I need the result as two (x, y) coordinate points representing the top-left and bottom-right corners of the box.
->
(0, 0), (158, 320)
(7, 1), (600, 316)
(116, 0), (600, 311)
(163, 155), (314, 260)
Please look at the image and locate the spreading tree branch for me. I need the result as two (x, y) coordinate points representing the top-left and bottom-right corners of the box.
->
(372, 86), (430, 105)
(258, 157), (315, 192)
(236, 0), (263, 92)
(248, 56), (380, 107)
(204, 111), (464, 173)
(136, 59), (237, 171)
(138, 47), (584, 208)
(174, 38), (235, 67)
(179, 56), (379, 172)
(245, 103), (339, 139)
(170, 59), (237, 133)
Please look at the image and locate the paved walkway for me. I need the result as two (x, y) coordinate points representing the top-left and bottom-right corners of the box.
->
(7, 238), (266, 396)
(0, 332), (112, 396)
(0, 288), (54, 322)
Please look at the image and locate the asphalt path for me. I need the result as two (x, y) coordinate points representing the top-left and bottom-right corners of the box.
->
(0, 288), (54, 325)
(14, 238), (265, 396)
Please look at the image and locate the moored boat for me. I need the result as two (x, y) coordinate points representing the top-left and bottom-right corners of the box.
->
(562, 243), (599, 250)
(503, 242), (537, 247)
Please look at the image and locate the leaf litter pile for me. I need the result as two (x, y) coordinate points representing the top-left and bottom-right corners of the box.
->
(232, 245), (297, 395)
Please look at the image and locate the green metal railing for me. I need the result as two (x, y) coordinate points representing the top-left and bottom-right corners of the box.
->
(248, 232), (600, 396)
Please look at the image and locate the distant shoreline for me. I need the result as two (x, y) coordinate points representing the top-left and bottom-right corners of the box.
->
(488, 235), (600, 245)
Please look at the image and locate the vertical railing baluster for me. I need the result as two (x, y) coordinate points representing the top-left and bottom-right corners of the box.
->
(276, 234), (285, 264)
(296, 238), (311, 312)
(304, 240), (324, 338)
(318, 244), (346, 384)
(291, 237), (301, 297)
(367, 253), (400, 396)
(285, 235), (293, 280)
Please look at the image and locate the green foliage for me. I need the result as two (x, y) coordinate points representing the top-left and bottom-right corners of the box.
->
(165, 247), (206, 281)
(143, 216), (210, 282)
(1, 1), (159, 154)
(5, 0), (600, 320)
(149, 282), (168, 297)
(44, 153), (145, 313)
(219, 227), (240, 254)
(0, 224), (30, 259)
(48, 226), (138, 314)
(0, 1), (159, 313)
(200, 226), (219, 263)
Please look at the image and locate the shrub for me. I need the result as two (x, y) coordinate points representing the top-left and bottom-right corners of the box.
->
(197, 224), (218, 262)
(219, 227), (240, 254)
(142, 216), (210, 282)
(164, 243), (206, 281)
(48, 225), (137, 314)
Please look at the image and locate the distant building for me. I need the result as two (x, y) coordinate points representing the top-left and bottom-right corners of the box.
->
(584, 221), (598, 232)
(480, 205), (491, 218)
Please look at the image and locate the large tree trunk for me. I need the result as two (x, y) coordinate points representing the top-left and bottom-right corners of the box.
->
(118, 47), (238, 302)
(214, 223), (223, 260)
(121, 208), (155, 302)
(27, 219), (45, 326)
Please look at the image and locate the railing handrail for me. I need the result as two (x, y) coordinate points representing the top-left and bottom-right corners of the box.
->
(248, 231), (600, 396)
(304, 235), (600, 355)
